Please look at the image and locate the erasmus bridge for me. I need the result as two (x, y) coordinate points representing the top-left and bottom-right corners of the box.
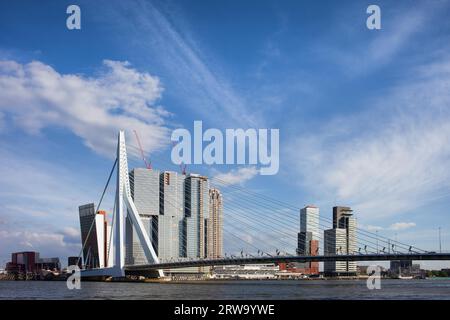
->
(80, 131), (450, 279)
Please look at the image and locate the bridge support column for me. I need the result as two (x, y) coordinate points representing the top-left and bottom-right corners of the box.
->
(113, 130), (163, 278)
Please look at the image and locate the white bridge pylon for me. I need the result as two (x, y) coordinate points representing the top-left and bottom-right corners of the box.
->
(82, 130), (163, 278)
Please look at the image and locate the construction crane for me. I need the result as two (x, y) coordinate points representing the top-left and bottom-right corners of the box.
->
(171, 140), (187, 175)
(133, 130), (152, 170)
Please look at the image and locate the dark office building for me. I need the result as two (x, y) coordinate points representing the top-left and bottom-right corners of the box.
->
(36, 257), (61, 271)
(390, 260), (413, 274)
(333, 206), (353, 228)
(68, 256), (82, 268)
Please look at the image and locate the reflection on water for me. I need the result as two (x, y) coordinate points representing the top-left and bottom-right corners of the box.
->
(0, 279), (450, 300)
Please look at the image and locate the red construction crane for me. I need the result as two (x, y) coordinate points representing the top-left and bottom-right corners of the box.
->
(133, 130), (152, 170)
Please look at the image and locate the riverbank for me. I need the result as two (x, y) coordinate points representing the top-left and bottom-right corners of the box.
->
(1, 274), (441, 283)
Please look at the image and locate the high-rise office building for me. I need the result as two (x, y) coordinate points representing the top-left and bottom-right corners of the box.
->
(207, 188), (223, 258)
(127, 168), (189, 263)
(78, 203), (107, 268)
(297, 205), (320, 273)
(184, 174), (210, 258)
(334, 206), (357, 272)
(159, 171), (185, 261)
(297, 231), (313, 255)
(127, 168), (160, 265)
(324, 228), (348, 274)
(125, 168), (223, 265)
(301, 205), (320, 240)
(324, 206), (357, 276)
(297, 205), (319, 253)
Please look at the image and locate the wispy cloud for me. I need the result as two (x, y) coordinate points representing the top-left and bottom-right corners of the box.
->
(0, 59), (170, 157)
(0, 146), (99, 222)
(288, 52), (450, 221)
(319, 2), (440, 76)
(108, 0), (258, 127)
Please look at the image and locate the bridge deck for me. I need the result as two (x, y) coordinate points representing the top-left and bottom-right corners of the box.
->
(124, 253), (450, 273)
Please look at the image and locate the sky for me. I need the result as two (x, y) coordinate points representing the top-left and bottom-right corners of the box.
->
(0, 0), (450, 269)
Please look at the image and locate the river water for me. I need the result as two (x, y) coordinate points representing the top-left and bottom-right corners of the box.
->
(0, 279), (449, 300)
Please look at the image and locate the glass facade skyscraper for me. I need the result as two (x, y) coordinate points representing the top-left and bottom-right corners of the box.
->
(299, 206), (319, 239)
(184, 174), (210, 258)
(125, 169), (222, 264)
(78, 203), (107, 268)
(159, 171), (185, 261)
(297, 205), (320, 272)
(126, 168), (160, 265)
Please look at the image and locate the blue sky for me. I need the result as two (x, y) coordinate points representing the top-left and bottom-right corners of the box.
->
(1, 0), (450, 268)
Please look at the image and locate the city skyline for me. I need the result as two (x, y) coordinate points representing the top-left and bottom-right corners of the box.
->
(1, 0), (450, 270)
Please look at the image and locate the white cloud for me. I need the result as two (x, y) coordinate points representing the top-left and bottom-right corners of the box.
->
(0, 58), (169, 263)
(61, 227), (81, 245)
(0, 59), (170, 157)
(389, 222), (416, 231)
(212, 166), (259, 186)
(62, 227), (80, 238)
(288, 54), (450, 221)
(0, 229), (80, 261)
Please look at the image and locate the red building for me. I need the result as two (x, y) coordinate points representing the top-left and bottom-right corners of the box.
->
(309, 239), (319, 274)
(279, 239), (320, 275)
(7, 251), (39, 273)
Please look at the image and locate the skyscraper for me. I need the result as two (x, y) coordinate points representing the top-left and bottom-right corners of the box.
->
(334, 206), (357, 272)
(183, 174), (210, 258)
(297, 205), (319, 253)
(127, 168), (189, 263)
(324, 206), (357, 276)
(333, 206), (352, 229)
(324, 228), (348, 274)
(125, 168), (223, 265)
(207, 188), (223, 258)
(297, 205), (320, 273)
(159, 171), (185, 261)
(126, 168), (160, 265)
(78, 203), (107, 268)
